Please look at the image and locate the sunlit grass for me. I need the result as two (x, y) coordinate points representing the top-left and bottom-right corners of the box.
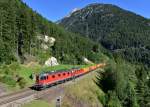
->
(22, 100), (52, 107)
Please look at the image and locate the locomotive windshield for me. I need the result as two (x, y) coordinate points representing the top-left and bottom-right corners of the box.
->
(40, 76), (47, 80)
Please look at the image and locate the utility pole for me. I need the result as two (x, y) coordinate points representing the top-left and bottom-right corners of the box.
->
(56, 96), (61, 107)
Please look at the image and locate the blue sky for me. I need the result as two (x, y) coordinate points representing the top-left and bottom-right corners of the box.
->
(23, 0), (150, 22)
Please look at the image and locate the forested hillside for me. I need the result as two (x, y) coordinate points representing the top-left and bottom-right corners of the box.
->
(0, 1), (150, 107)
(59, 3), (150, 67)
(96, 59), (150, 107)
(0, 0), (104, 65)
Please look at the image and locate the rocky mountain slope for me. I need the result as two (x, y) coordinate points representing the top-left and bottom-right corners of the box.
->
(59, 3), (150, 67)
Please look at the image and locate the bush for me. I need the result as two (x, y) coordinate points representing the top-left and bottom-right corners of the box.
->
(9, 62), (20, 71)
(1, 76), (16, 87)
(96, 67), (117, 93)
(17, 77), (27, 89)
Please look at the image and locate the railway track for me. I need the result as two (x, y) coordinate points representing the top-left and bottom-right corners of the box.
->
(0, 84), (66, 106)
(0, 88), (35, 106)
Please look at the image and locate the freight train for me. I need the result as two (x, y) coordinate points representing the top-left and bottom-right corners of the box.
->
(34, 63), (106, 90)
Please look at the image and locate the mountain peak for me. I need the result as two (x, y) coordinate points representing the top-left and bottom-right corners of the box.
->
(71, 8), (80, 13)
(86, 3), (101, 6)
(66, 8), (80, 18)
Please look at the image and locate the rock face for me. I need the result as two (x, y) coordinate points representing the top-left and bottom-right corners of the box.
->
(45, 57), (59, 66)
(83, 57), (93, 64)
(37, 35), (56, 50)
(41, 44), (49, 50)
(44, 35), (56, 46)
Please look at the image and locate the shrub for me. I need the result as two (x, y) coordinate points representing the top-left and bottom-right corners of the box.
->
(9, 62), (20, 71)
(17, 77), (27, 89)
(1, 76), (16, 87)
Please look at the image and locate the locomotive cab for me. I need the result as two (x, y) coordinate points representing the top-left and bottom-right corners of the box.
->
(36, 75), (39, 83)
(34, 74), (48, 90)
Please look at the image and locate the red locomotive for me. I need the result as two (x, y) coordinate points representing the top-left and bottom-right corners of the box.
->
(34, 63), (105, 90)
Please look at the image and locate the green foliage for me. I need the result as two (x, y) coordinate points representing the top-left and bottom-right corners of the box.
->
(88, 51), (103, 63)
(135, 67), (150, 107)
(96, 67), (117, 93)
(96, 59), (148, 107)
(22, 100), (50, 107)
(98, 91), (122, 107)
(0, 0), (103, 65)
(9, 62), (21, 72)
(0, 63), (22, 88)
(107, 92), (122, 107)
(37, 51), (51, 64)
(0, 64), (13, 75)
(17, 77), (27, 89)
(0, 75), (16, 87)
